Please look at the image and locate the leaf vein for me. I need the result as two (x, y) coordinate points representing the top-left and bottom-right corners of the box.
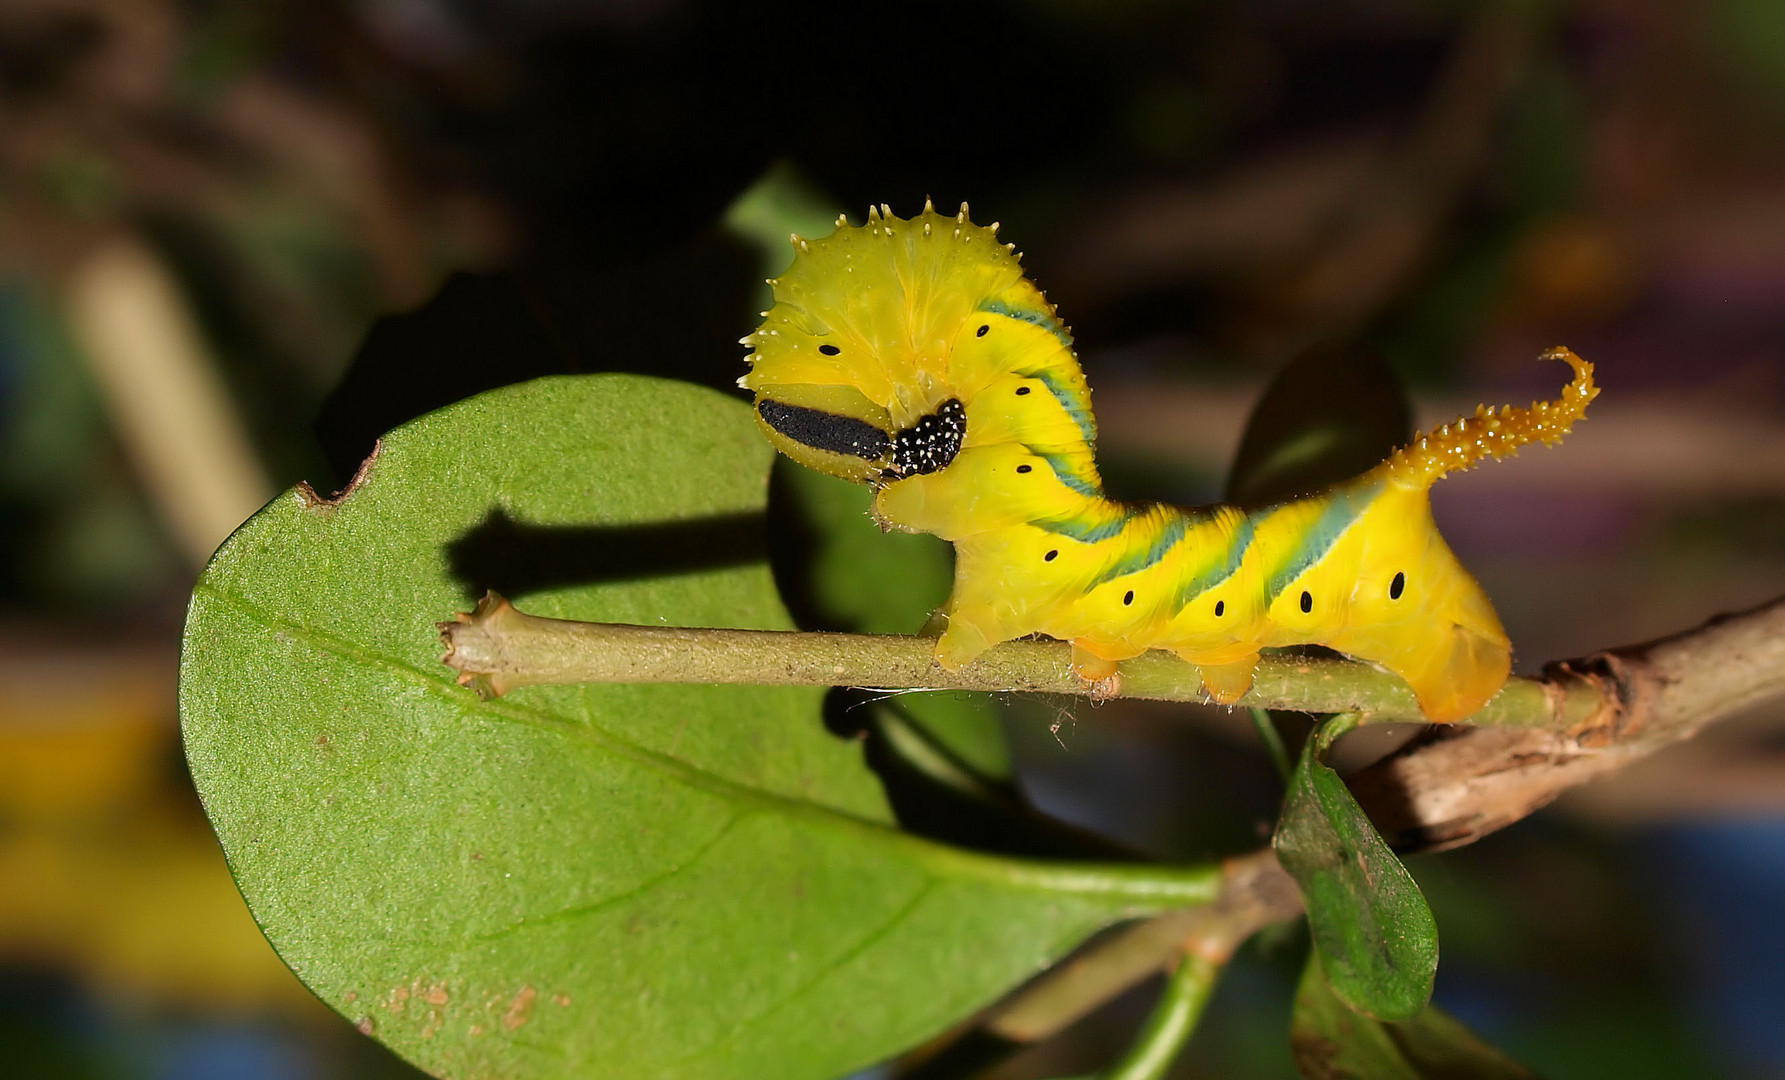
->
(473, 812), (749, 941)
(683, 877), (942, 1063)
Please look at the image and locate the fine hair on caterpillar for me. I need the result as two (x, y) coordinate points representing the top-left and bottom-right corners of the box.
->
(740, 202), (1598, 723)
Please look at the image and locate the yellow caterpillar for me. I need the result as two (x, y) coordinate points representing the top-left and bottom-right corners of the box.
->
(740, 203), (1596, 722)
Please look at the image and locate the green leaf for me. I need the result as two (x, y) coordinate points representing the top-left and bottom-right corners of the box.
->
(1273, 717), (1437, 1021)
(1225, 340), (1412, 507)
(1291, 953), (1541, 1080)
(1224, 340), (1410, 782)
(180, 374), (1217, 1080)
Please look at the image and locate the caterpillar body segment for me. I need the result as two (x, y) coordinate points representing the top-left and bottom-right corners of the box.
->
(742, 205), (1597, 723)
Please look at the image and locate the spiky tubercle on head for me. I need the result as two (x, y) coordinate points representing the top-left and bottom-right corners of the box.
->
(739, 202), (1034, 417)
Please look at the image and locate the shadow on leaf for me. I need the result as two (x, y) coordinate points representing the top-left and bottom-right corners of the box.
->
(445, 507), (767, 598)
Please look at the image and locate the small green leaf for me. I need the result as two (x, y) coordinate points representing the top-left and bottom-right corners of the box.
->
(773, 463), (1012, 781)
(1291, 953), (1541, 1080)
(770, 455), (1112, 860)
(1273, 717), (1437, 1021)
(723, 161), (847, 298)
(181, 375), (1215, 1080)
(772, 462), (954, 639)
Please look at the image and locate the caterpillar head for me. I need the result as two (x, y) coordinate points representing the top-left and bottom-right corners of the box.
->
(739, 201), (1035, 485)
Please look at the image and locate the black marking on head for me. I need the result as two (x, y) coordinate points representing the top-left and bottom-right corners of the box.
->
(1214, 600), (1224, 617)
(1016, 464), (1032, 473)
(1044, 549), (1058, 562)
(1300, 590), (1313, 614)
(888, 398), (965, 477)
(1390, 571), (1405, 600)
(818, 343), (841, 356)
(1123, 590), (1134, 606)
(757, 400), (890, 460)
(976, 324), (990, 337)
(1015, 386), (1031, 396)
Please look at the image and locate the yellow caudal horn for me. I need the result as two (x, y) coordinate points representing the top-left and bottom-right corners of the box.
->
(1386, 347), (1598, 490)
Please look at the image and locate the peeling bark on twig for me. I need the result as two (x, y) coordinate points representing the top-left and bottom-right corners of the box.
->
(965, 598), (1785, 1047)
(1353, 595), (1785, 852)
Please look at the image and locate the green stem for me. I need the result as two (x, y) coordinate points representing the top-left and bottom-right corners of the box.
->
(922, 840), (1224, 906)
(1248, 708), (1294, 783)
(986, 850), (1302, 1047)
(1096, 950), (1222, 1080)
(869, 702), (1013, 805)
(441, 592), (1607, 729)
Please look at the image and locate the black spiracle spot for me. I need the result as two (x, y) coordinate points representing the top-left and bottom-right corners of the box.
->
(1123, 590), (1134, 606)
(1015, 386), (1031, 396)
(1016, 464), (1032, 473)
(818, 343), (841, 355)
(1044, 550), (1058, 562)
(976, 324), (990, 337)
(1390, 571), (1406, 600)
(1300, 590), (1313, 614)
(1214, 600), (1224, 617)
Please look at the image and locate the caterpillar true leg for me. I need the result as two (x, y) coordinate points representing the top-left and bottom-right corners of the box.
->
(935, 607), (999, 671)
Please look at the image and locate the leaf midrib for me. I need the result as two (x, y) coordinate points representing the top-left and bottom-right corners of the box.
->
(193, 582), (1224, 907)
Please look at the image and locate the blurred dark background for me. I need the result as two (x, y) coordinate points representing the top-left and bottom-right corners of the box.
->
(1, 1), (1782, 1077)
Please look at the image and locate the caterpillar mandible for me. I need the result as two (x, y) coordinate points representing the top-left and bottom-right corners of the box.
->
(739, 202), (1597, 723)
